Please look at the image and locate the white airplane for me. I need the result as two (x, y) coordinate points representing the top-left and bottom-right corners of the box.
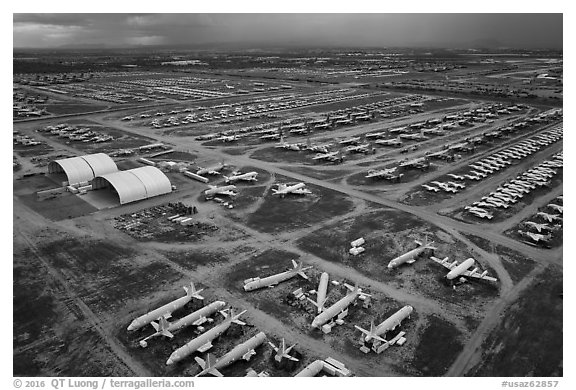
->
(338, 137), (361, 145)
(387, 238), (436, 269)
(276, 141), (301, 151)
(312, 151), (339, 161)
(268, 338), (299, 363)
(307, 272), (329, 313)
(127, 282), (205, 331)
(422, 184), (440, 192)
(166, 309), (247, 365)
(355, 305), (413, 344)
(366, 167), (398, 179)
(204, 185), (237, 198)
(345, 143), (371, 153)
(468, 208), (494, 219)
(197, 163), (227, 176)
(217, 135), (240, 142)
(243, 260), (311, 291)
(430, 257), (497, 283)
(307, 143), (332, 153)
(517, 230), (553, 243)
(375, 138), (402, 147)
(365, 131), (387, 139)
(194, 332), (267, 377)
(536, 212), (562, 223)
(139, 301), (226, 347)
(224, 171), (258, 183)
(271, 182), (312, 196)
(311, 284), (371, 329)
(447, 174), (465, 180)
(464, 174), (482, 181)
(548, 203), (563, 214)
(447, 181), (466, 189)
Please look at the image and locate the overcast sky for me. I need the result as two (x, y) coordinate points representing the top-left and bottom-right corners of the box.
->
(13, 14), (563, 49)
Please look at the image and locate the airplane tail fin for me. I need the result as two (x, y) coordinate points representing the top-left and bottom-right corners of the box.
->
(184, 282), (205, 300)
(195, 354), (223, 377)
(151, 317), (174, 338)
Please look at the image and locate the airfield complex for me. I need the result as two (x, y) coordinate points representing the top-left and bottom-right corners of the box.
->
(13, 48), (562, 377)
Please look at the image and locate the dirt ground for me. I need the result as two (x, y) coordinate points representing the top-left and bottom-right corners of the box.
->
(13, 77), (562, 377)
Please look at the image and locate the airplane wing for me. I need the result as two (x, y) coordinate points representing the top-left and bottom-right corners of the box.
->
(219, 190), (237, 196)
(465, 270), (498, 282)
(430, 256), (456, 270)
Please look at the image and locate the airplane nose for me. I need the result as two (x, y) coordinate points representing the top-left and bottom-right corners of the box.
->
(166, 357), (174, 365)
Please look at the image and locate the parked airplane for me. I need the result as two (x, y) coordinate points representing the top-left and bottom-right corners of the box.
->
(375, 138), (402, 147)
(422, 184), (440, 192)
(536, 212), (562, 223)
(217, 135), (240, 142)
(387, 238), (436, 269)
(548, 203), (563, 214)
(366, 167), (399, 179)
(276, 140), (301, 151)
(447, 174), (465, 180)
(312, 151), (339, 161)
(197, 163), (226, 176)
(365, 131), (387, 139)
(166, 309), (247, 365)
(194, 332), (267, 377)
(307, 143), (332, 153)
(243, 260), (311, 291)
(517, 230), (553, 244)
(468, 208), (494, 219)
(355, 305), (413, 344)
(345, 143), (371, 153)
(268, 338), (299, 363)
(139, 301), (226, 347)
(338, 137), (361, 145)
(272, 182), (312, 196)
(447, 181), (466, 190)
(204, 185), (237, 198)
(307, 272), (329, 313)
(224, 171), (258, 184)
(430, 257), (497, 283)
(127, 282), (205, 331)
(311, 284), (371, 329)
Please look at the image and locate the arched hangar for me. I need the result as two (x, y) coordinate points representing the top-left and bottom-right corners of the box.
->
(92, 166), (172, 205)
(48, 153), (118, 185)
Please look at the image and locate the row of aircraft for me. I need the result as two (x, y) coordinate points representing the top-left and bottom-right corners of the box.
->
(387, 238), (497, 286)
(517, 196), (563, 246)
(203, 181), (312, 200)
(127, 284), (300, 375)
(466, 152), (562, 219)
(243, 262), (409, 348)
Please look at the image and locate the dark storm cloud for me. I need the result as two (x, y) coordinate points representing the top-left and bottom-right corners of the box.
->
(13, 13), (563, 49)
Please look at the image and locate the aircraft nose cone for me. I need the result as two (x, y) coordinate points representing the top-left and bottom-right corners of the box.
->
(166, 357), (174, 365)
(127, 322), (136, 331)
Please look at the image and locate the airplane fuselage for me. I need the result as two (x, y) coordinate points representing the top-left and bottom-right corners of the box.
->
(446, 258), (475, 280)
(244, 269), (297, 291)
(128, 295), (192, 331)
(196, 332), (267, 376)
(311, 290), (361, 328)
(167, 319), (234, 365)
(387, 245), (428, 269)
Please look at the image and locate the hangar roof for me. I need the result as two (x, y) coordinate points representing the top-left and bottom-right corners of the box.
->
(93, 166), (172, 205)
(48, 153), (118, 185)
